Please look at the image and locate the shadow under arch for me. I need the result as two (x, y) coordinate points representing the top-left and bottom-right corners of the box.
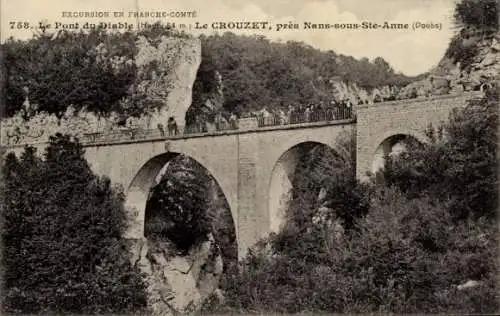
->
(124, 152), (238, 258)
(371, 133), (425, 174)
(267, 141), (343, 234)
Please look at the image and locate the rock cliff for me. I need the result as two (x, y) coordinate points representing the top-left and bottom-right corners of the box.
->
(135, 36), (202, 131)
(399, 28), (499, 97)
(129, 235), (223, 316)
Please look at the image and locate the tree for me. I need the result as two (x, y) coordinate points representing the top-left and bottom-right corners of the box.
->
(4, 26), (421, 120)
(1, 134), (147, 314)
(382, 89), (498, 220)
(445, 0), (498, 70)
(213, 91), (498, 314)
(187, 32), (420, 119)
(453, 0), (498, 31)
(218, 126), (498, 313)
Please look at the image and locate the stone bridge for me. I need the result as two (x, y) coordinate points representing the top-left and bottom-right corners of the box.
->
(2, 92), (481, 258)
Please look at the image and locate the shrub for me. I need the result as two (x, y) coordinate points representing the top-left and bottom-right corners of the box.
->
(272, 131), (370, 263)
(445, 35), (480, 70)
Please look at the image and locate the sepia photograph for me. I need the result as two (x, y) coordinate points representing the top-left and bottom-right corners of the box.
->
(0, 0), (498, 315)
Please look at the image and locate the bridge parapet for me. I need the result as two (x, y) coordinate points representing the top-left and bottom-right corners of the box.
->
(238, 117), (259, 130)
(356, 91), (483, 110)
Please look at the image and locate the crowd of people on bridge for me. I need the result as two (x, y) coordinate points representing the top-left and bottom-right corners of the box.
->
(247, 99), (355, 127)
(1, 101), (352, 146)
(184, 112), (238, 134)
(0, 98), (240, 145)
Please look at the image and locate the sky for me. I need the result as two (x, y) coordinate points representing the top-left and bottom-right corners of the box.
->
(1, 0), (459, 76)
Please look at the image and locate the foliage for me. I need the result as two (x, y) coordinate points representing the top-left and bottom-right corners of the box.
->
(445, 0), (498, 70)
(382, 89), (498, 220)
(271, 132), (370, 263)
(453, 0), (498, 31)
(144, 154), (238, 275)
(145, 156), (215, 253)
(208, 88), (498, 314)
(445, 35), (481, 70)
(218, 187), (498, 314)
(2, 24), (188, 118)
(189, 33), (421, 118)
(208, 186), (239, 272)
(3, 23), (420, 121)
(3, 30), (136, 117)
(1, 134), (147, 314)
(339, 188), (498, 314)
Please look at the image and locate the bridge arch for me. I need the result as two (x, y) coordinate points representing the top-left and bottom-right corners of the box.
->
(371, 130), (428, 174)
(267, 141), (341, 233)
(124, 151), (238, 253)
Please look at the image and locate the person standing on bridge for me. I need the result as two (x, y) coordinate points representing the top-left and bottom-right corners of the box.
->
(197, 115), (207, 133)
(167, 117), (178, 136)
(229, 112), (238, 129)
(262, 107), (272, 126)
(279, 109), (287, 125)
(345, 99), (353, 119)
(326, 102), (335, 121)
(157, 123), (165, 137)
(304, 106), (311, 123)
(287, 104), (295, 124)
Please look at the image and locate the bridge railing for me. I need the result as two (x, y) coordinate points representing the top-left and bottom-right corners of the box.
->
(183, 120), (238, 135)
(80, 127), (166, 144)
(79, 120), (240, 144)
(256, 106), (354, 127)
(2, 107), (355, 146)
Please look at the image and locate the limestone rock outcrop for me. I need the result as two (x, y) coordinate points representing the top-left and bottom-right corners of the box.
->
(398, 29), (499, 98)
(135, 36), (202, 131)
(129, 235), (223, 316)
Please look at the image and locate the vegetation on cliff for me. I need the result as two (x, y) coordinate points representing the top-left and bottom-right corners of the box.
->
(190, 33), (422, 118)
(144, 155), (238, 268)
(2, 24), (189, 119)
(1, 0), (497, 314)
(203, 3), (499, 310)
(445, 0), (498, 71)
(383, 90), (498, 220)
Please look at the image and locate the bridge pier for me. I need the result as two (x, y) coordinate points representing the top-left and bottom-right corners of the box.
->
(236, 132), (267, 258)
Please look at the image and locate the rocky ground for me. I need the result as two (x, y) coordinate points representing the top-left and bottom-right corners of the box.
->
(129, 234), (223, 316)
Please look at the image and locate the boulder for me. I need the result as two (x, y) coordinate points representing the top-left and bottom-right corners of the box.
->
(457, 280), (481, 291)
